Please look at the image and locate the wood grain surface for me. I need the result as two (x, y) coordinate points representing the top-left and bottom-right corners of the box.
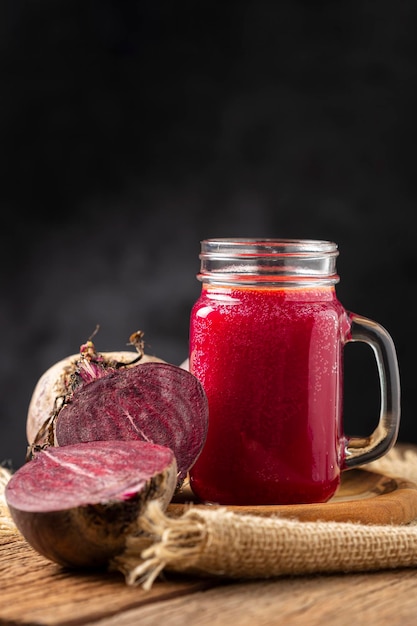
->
(89, 570), (417, 626)
(0, 529), (213, 625)
(2, 528), (417, 625)
(169, 468), (417, 525)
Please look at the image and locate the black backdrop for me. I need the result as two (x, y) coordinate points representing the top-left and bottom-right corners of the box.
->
(1, 1), (416, 470)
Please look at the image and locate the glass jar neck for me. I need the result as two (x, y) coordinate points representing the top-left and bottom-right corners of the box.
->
(197, 239), (340, 287)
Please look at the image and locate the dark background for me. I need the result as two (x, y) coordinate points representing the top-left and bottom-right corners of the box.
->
(1, 1), (416, 470)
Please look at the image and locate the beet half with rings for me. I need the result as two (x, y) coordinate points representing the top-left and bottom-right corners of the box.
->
(5, 440), (178, 568)
(26, 349), (165, 448)
(26, 334), (209, 485)
(54, 362), (208, 483)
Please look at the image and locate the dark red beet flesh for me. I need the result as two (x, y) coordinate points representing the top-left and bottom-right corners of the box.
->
(55, 363), (209, 480)
(5, 440), (177, 568)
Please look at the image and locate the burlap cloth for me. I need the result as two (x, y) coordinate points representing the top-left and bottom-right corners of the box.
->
(3, 445), (417, 590)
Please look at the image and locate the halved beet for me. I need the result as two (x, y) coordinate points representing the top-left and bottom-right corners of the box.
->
(5, 440), (177, 568)
(26, 350), (166, 447)
(54, 363), (209, 481)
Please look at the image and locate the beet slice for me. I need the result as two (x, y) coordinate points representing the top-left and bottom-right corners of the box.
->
(5, 440), (177, 569)
(54, 362), (209, 481)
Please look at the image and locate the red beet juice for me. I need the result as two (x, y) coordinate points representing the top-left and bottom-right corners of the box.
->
(189, 285), (349, 505)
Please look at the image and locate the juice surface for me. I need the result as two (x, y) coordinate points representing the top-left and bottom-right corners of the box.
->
(189, 285), (348, 505)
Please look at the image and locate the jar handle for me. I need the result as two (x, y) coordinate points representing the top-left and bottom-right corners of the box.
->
(343, 313), (401, 468)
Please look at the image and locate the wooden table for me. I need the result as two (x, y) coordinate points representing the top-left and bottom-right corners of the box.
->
(2, 527), (417, 626)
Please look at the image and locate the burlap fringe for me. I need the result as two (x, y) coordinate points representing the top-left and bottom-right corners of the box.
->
(114, 502), (209, 590)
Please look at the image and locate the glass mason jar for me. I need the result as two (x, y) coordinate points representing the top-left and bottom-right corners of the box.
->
(188, 239), (401, 506)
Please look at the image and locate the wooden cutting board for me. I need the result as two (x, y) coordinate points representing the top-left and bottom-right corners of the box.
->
(168, 468), (417, 525)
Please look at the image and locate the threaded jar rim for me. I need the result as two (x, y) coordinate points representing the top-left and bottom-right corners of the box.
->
(198, 238), (340, 286)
